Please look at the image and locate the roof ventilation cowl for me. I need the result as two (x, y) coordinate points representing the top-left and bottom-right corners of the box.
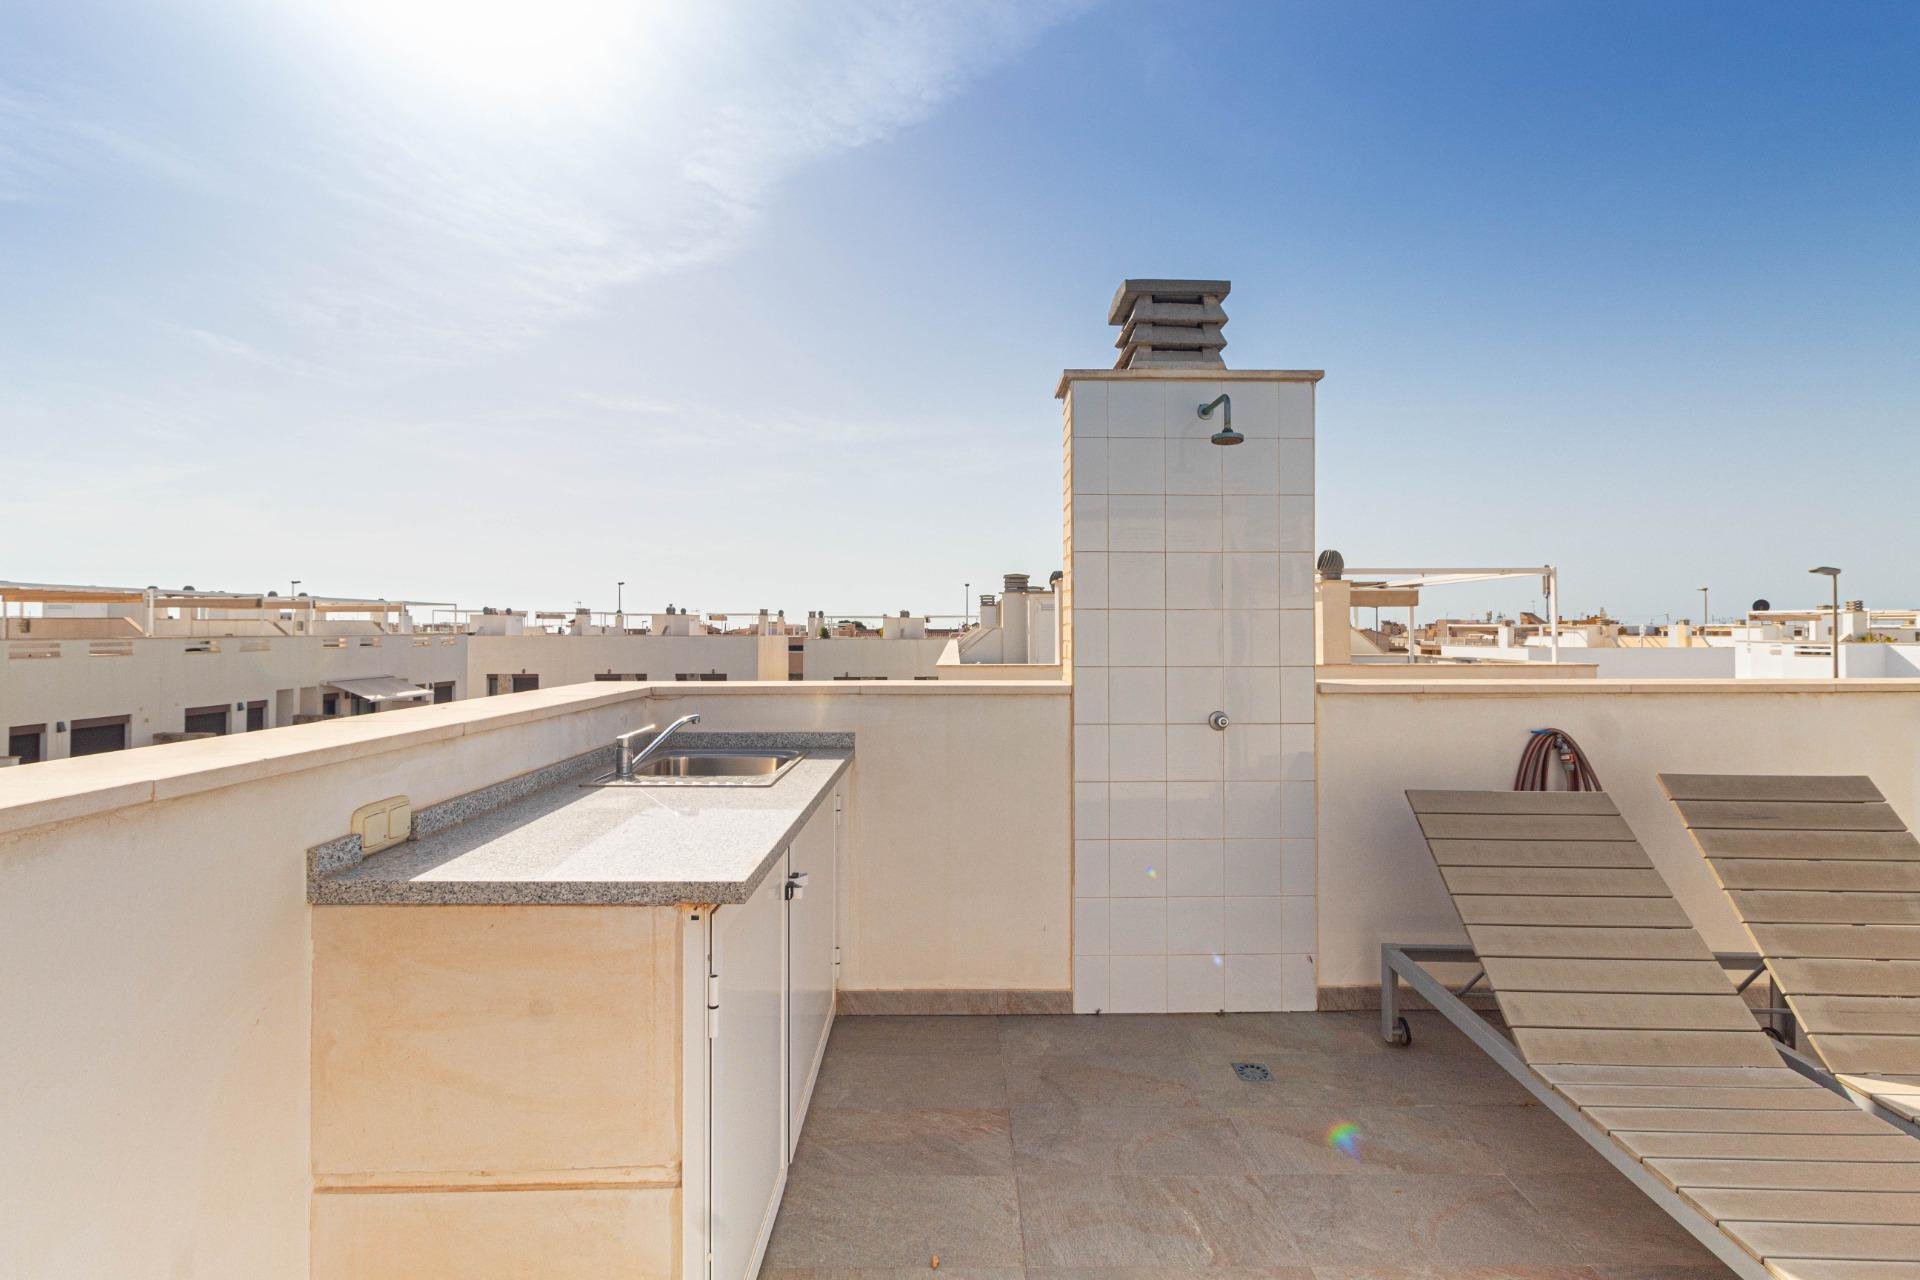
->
(1108, 279), (1229, 370)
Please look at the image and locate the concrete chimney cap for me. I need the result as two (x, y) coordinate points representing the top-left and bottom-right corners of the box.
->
(1108, 279), (1230, 325)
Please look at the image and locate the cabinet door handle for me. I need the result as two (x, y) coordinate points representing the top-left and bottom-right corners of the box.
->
(785, 870), (808, 901)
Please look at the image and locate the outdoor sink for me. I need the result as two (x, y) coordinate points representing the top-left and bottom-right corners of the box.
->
(587, 748), (805, 788)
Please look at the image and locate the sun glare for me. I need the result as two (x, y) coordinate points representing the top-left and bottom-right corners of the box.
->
(321, 0), (649, 103)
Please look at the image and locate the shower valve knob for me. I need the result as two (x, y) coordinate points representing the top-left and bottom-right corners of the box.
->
(1208, 710), (1231, 731)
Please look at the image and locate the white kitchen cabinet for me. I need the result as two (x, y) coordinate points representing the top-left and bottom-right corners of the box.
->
(691, 787), (842, 1280)
(786, 786), (839, 1151)
(705, 853), (787, 1280)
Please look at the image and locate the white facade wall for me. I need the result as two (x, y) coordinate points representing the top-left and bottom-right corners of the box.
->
(1065, 371), (1319, 1013)
(801, 636), (951, 680)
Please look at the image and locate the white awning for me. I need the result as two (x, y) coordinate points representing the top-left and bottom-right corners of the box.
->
(324, 676), (432, 704)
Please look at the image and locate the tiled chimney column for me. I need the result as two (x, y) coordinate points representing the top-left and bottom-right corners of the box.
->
(1062, 330), (1320, 1013)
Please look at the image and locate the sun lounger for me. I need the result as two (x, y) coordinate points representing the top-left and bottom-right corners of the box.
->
(1659, 772), (1920, 1135)
(1384, 788), (1920, 1278)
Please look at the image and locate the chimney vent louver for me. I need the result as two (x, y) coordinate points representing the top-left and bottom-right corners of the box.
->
(1108, 279), (1230, 370)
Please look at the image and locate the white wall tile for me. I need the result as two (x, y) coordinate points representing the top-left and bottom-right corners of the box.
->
(1106, 379), (1164, 437)
(1074, 782), (1109, 839)
(1224, 897), (1285, 952)
(1277, 439), (1313, 495)
(1276, 381), (1314, 438)
(1279, 665), (1315, 722)
(1167, 896), (1224, 954)
(1074, 726), (1108, 781)
(1224, 839), (1284, 896)
(1108, 553), (1166, 610)
(1074, 552), (1109, 610)
(1224, 554), (1281, 610)
(1074, 495), (1109, 553)
(1166, 553), (1224, 609)
(1224, 954), (1284, 1012)
(1108, 438), (1165, 494)
(1279, 953), (1316, 1009)
(1073, 955), (1108, 1013)
(1280, 779), (1316, 839)
(1108, 610), (1166, 667)
(1076, 610), (1110, 666)
(1107, 494), (1165, 551)
(1074, 672), (1110, 725)
(1166, 954), (1225, 1013)
(1108, 667), (1165, 724)
(1166, 610), (1224, 666)
(1279, 610), (1313, 663)
(1108, 955), (1167, 1013)
(1166, 438), (1222, 495)
(1072, 438), (1108, 494)
(1225, 666), (1280, 723)
(1225, 610), (1281, 666)
(1166, 839), (1224, 896)
(1276, 496), (1312, 553)
(1109, 724), (1167, 781)
(1280, 839), (1316, 895)
(1220, 379), (1282, 437)
(1222, 438), (1279, 496)
(1166, 724), (1223, 782)
(1222, 496), (1280, 553)
(1164, 495), (1221, 552)
(1074, 839), (1109, 898)
(1225, 780), (1283, 839)
(1226, 723), (1282, 781)
(1067, 379), (1108, 436)
(1280, 724), (1314, 780)
(1278, 553), (1313, 610)
(1109, 840), (1168, 897)
(1280, 896), (1317, 953)
(1166, 781), (1225, 838)
(1167, 666), (1224, 724)
(1109, 782), (1167, 838)
(1109, 899), (1167, 955)
(1073, 897), (1109, 953)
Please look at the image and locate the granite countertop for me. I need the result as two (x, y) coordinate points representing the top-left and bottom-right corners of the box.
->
(309, 733), (852, 906)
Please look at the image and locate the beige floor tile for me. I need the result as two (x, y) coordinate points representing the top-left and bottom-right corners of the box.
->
(793, 1106), (1013, 1176)
(830, 1014), (1006, 1056)
(1016, 1174), (1303, 1269)
(1012, 1104), (1256, 1175)
(1006, 1053), (1217, 1110)
(1229, 1105), (1505, 1176)
(999, 1013), (1203, 1057)
(813, 1052), (1009, 1109)
(763, 1173), (1023, 1268)
(1507, 1176), (1727, 1268)
(1257, 1174), (1582, 1266)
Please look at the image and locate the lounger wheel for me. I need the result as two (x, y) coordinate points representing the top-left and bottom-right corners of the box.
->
(1388, 1016), (1412, 1046)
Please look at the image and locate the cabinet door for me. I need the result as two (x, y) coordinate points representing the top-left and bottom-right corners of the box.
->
(787, 794), (838, 1151)
(709, 856), (787, 1280)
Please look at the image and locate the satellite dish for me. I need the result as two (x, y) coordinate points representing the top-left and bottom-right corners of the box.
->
(1751, 598), (1771, 612)
(1316, 549), (1345, 580)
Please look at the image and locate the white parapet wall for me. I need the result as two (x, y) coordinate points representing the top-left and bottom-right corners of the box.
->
(1315, 676), (1920, 1001)
(0, 678), (1068, 1278)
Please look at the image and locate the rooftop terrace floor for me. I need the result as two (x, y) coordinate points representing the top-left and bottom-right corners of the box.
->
(763, 1009), (1733, 1279)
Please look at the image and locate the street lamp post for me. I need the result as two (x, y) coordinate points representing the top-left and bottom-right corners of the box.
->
(616, 580), (625, 620)
(1810, 566), (1842, 678)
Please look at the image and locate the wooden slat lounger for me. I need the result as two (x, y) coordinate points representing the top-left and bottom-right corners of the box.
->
(1659, 773), (1920, 1134)
(1384, 789), (1920, 1279)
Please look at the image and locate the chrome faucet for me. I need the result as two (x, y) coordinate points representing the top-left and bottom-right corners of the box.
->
(615, 713), (701, 780)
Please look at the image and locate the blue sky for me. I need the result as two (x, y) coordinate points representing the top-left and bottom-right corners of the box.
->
(5, 1), (1916, 623)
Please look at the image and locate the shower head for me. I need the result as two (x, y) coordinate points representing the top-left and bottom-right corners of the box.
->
(1198, 393), (1241, 445)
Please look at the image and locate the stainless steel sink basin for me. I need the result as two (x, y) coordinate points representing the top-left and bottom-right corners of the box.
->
(587, 748), (805, 787)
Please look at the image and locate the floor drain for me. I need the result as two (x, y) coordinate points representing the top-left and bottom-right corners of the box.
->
(1231, 1061), (1272, 1083)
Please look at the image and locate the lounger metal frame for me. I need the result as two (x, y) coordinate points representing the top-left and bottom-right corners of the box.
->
(1381, 940), (1778, 1280)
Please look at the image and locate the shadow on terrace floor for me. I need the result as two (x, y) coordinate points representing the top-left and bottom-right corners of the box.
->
(762, 1009), (1734, 1280)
